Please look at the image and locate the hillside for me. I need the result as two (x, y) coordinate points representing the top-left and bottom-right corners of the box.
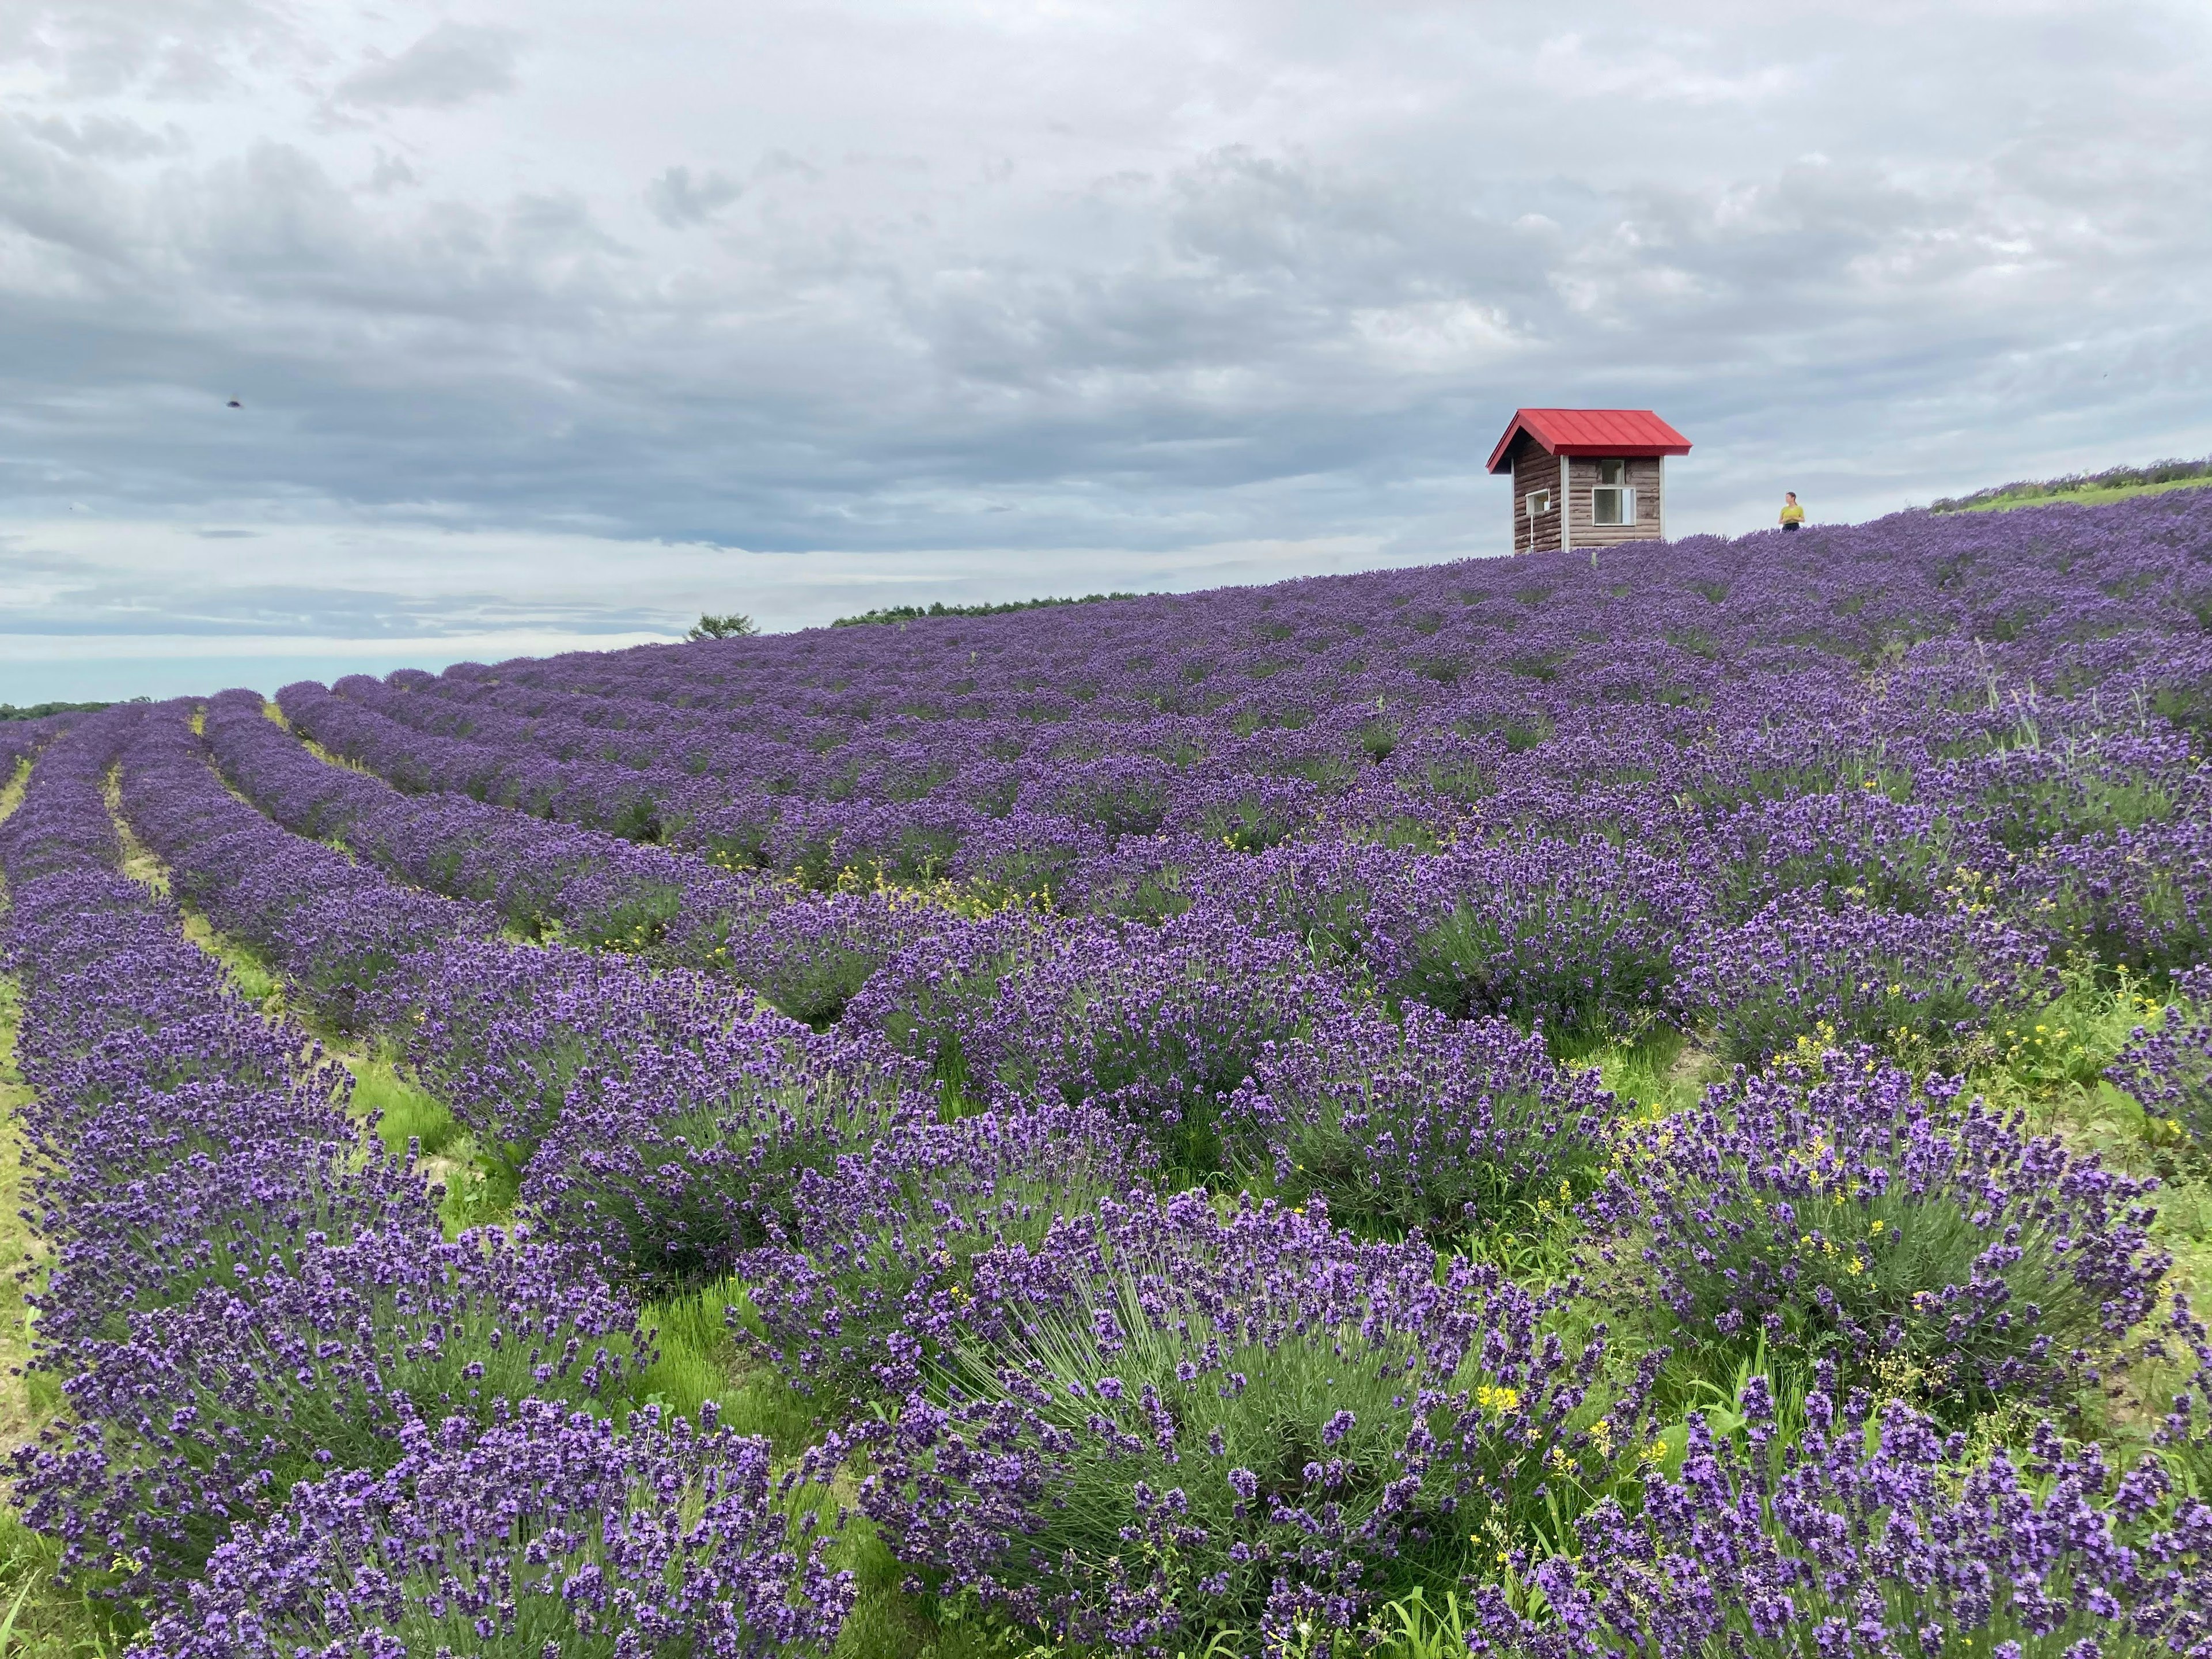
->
(1933, 453), (2212, 513)
(2, 491), (2210, 1655)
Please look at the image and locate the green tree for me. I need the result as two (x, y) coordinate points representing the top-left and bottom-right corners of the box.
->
(687, 612), (759, 641)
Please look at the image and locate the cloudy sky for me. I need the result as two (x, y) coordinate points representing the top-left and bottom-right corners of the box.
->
(4, 0), (2210, 700)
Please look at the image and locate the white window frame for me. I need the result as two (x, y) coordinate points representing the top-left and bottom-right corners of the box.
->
(1592, 459), (1634, 527)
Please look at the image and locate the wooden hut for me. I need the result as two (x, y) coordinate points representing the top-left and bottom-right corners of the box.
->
(1486, 408), (1691, 556)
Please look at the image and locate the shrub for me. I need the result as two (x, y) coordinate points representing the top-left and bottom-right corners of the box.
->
(1587, 1048), (2168, 1409)
(1225, 1006), (1617, 1240)
(949, 810), (1109, 906)
(521, 1024), (931, 1294)
(2109, 964), (2212, 1141)
(1027, 754), (1177, 836)
(1180, 840), (1422, 969)
(862, 1191), (1621, 1651)
(138, 1399), (854, 1659)
(1468, 1376), (2212, 1659)
(710, 888), (954, 1027)
(1384, 838), (1699, 1039)
(1700, 787), (1983, 921)
(1683, 896), (2053, 1066)
(378, 941), (802, 1177)
(1168, 774), (1321, 853)
(970, 912), (1369, 1181)
(739, 1105), (1150, 1400)
(1949, 733), (2193, 853)
(14, 1228), (645, 1590)
(841, 910), (1060, 1104)
(2015, 820), (2212, 976)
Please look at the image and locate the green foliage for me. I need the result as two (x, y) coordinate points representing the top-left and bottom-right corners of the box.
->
(1558, 1026), (1708, 1116)
(350, 1051), (463, 1161)
(1396, 896), (1675, 1047)
(687, 612), (760, 640)
(630, 1277), (817, 1448)
(0, 1514), (141, 1657)
(830, 593), (1147, 628)
(0, 701), (131, 723)
(904, 1270), (1597, 1650)
(560, 880), (687, 949)
(1934, 454), (2212, 513)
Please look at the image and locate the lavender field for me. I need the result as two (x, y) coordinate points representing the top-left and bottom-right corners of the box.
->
(5, 493), (2212, 1658)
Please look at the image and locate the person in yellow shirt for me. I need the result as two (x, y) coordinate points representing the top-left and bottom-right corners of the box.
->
(1779, 492), (1806, 531)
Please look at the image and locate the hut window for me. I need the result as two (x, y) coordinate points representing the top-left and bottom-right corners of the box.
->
(1525, 488), (1552, 519)
(1592, 459), (1634, 526)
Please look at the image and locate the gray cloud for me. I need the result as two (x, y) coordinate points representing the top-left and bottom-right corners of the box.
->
(0, 0), (2209, 695)
(17, 112), (182, 160)
(333, 23), (522, 110)
(646, 165), (743, 227)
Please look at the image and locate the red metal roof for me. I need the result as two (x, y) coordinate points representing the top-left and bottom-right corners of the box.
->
(1485, 408), (1691, 474)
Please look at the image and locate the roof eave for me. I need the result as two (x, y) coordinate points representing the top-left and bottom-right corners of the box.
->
(1551, 442), (1693, 458)
(1484, 421), (1539, 474)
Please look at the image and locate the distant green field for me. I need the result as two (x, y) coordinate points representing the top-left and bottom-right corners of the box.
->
(1934, 455), (2212, 514)
(1949, 475), (2212, 514)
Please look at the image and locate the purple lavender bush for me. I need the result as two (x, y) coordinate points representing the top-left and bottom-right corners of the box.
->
(1467, 1373), (2212, 1659)
(1700, 787), (1986, 921)
(948, 809), (1110, 906)
(2109, 965), (2212, 1141)
(738, 1104), (1149, 1399)
(15, 1226), (646, 1588)
(520, 1024), (933, 1293)
(1224, 1005), (1618, 1240)
(1588, 1048), (2167, 1408)
(841, 910), (1062, 1105)
(701, 885), (952, 1028)
(862, 1190), (1624, 1652)
(1382, 836), (1701, 1040)
(965, 911), (1371, 1180)
(1683, 896), (2054, 1066)
(374, 939), (810, 1176)
(137, 1399), (855, 1659)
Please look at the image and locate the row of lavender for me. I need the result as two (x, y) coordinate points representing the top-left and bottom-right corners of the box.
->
(123, 694), (2203, 1406)
(276, 501), (2205, 861)
(75, 689), (2212, 1650)
(267, 670), (2203, 1116)
(264, 506), (2212, 1092)
(0, 708), (853, 1654)
(206, 689), (945, 1030)
(282, 501), (2212, 834)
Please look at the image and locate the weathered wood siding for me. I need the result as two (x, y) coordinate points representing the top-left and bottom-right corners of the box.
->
(1565, 455), (1665, 547)
(1510, 439), (1565, 555)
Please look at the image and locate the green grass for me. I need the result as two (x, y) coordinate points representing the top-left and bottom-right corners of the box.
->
(1939, 474), (2212, 514)
(349, 1051), (461, 1160)
(628, 1277), (820, 1449)
(1558, 1024), (1717, 1118)
(0, 979), (48, 1457)
(0, 1517), (140, 1658)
